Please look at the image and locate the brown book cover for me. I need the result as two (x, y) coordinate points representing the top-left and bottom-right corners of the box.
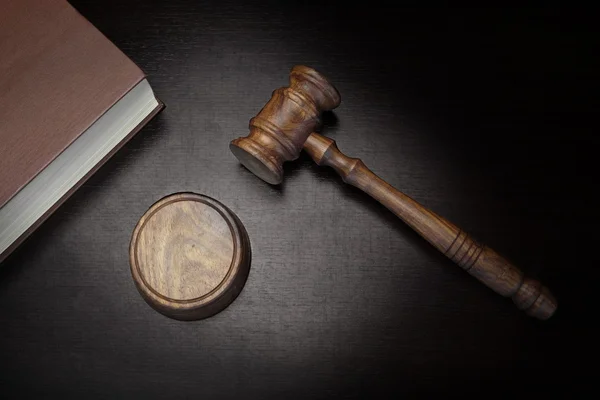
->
(0, 0), (163, 261)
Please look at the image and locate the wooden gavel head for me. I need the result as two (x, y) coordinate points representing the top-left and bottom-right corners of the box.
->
(230, 65), (340, 184)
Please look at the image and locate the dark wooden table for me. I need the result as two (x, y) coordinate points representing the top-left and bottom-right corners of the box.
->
(1, 2), (596, 397)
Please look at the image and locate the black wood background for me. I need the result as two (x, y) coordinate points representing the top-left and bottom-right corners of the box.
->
(1, 2), (597, 397)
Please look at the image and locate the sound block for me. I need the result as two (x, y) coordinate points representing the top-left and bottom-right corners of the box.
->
(129, 193), (251, 320)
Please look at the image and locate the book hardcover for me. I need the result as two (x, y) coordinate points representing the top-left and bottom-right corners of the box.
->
(0, 0), (163, 262)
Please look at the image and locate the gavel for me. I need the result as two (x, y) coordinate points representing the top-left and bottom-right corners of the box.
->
(230, 65), (557, 320)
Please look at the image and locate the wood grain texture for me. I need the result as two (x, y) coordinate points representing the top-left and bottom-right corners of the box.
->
(130, 193), (251, 320)
(304, 133), (556, 319)
(0, 1), (595, 398)
(230, 66), (340, 184)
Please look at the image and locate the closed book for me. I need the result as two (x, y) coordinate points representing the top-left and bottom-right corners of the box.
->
(0, 0), (163, 262)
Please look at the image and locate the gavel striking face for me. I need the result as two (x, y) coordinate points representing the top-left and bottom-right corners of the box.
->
(230, 65), (557, 320)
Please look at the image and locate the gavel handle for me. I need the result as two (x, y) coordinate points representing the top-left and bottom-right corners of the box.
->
(304, 133), (557, 320)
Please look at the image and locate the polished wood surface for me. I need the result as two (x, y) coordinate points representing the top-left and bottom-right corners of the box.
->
(0, 1), (595, 397)
(130, 193), (251, 320)
(304, 133), (556, 319)
(230, 66), (340, 184)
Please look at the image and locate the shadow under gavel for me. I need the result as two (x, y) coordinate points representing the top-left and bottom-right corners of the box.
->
(230, 65), (557, 320)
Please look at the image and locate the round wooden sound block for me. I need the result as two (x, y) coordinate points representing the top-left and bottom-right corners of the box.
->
(129, 193), (251, 320)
